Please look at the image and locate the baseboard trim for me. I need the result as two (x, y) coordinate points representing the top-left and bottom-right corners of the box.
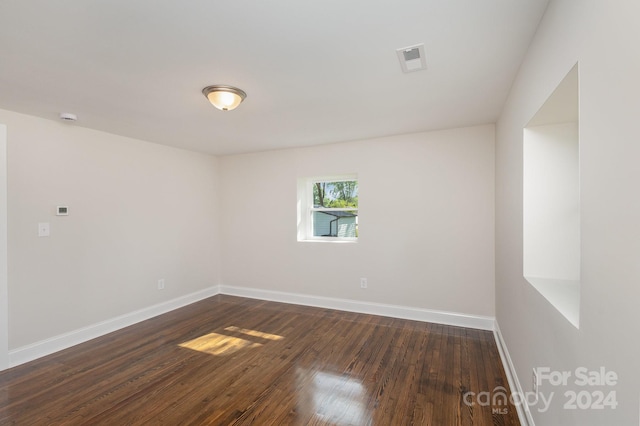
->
(8, 284), (496, 369)
(219, 285), (495, 331)
(8, 285), (220, 368)
(493, 321), (535, 426)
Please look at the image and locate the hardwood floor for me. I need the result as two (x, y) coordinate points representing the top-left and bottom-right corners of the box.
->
(0, 295), (520, 425)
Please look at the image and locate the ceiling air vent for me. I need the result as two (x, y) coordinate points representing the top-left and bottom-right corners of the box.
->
(396, 44), (427, 73)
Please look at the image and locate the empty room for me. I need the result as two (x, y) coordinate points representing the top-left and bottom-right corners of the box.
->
(0, 1), (638, 425)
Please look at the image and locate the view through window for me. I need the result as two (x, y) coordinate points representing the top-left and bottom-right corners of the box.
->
(310, 179), (358, 239)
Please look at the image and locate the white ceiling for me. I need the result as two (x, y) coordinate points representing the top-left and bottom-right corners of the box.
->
(0, 0), (549, 156)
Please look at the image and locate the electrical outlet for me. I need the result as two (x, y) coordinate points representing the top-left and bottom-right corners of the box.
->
(158, 279), (165, 290)
(360, 278), (368, 289)
(532, 368), (539, 399)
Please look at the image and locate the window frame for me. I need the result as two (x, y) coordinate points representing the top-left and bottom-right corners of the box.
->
(297, 174), (358, 243)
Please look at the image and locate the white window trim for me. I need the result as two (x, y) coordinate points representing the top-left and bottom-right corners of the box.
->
(297, 174), (358, 243)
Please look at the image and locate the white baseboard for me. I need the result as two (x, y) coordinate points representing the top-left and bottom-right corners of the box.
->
(8, 284), (496, 370)
(9, 285), (220, 368)
(219, 284), (495, 330)
(494, 321), (535, 426)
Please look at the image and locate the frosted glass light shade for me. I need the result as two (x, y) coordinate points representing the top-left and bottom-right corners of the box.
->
(202, 85), (246, 111)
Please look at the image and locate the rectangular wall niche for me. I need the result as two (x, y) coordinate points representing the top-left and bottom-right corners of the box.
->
(523, 64), (580, 328)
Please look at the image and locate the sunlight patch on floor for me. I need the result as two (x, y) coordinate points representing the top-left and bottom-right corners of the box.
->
(223, 326), (284, 341)
(179, 326), (284, 356)
(179, 332), (261, 356)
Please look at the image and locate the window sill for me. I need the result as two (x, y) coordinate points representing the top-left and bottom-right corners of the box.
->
(525, 276), (580, 329)
(297, 239), (358, 244)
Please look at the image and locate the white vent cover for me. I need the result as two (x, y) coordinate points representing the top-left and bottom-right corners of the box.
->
(59, 112), (77, 121)
(396, 44), (427, 73)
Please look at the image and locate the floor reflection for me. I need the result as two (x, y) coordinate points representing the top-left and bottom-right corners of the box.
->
(297, 368), (370, 425)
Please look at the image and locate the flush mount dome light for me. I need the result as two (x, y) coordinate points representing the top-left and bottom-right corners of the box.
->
(202, 85), (247, 111)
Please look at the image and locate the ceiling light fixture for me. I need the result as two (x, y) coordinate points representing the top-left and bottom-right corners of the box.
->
(202, 85), (247, 111)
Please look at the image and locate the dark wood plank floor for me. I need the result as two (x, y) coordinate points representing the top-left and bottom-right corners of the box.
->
(0, 295), (520, 425)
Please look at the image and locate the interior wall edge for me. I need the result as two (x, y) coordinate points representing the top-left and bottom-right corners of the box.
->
(494, 320), (535, 426)
(0, 124), (7, 370)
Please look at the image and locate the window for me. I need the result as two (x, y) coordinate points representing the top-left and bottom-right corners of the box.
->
(297, 175), (358, 241)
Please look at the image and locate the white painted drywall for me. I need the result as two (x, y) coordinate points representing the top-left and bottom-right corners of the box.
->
(0, 124), (8, 369)
(2, 109), (221, 349)
(523, 122), (580, 280)
(219, 125), (496, 317)
(495, 0), (640, 424)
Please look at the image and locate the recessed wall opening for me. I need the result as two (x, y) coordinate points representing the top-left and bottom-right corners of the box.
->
(523, 63), (580, 328)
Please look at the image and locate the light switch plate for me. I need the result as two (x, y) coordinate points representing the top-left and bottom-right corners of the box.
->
(38, 222), (50, 237)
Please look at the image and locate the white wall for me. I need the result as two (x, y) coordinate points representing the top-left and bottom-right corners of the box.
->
(0, 124), (7, 369)
(523, 122), (580, 280)
(2, 109), (221, 349)
(220, 125), (496, 317)
(496, 0), (640, 424)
